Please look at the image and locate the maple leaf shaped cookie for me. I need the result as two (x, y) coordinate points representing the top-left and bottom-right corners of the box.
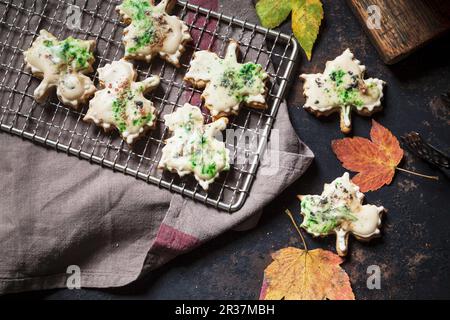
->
(300, 49), (385, 133)
(23, 30), (96, 109)
(158, 103), (230, 190)
(117, 0), (191, 66)
(83, 59), (160, 145)
(298, 172), (385, 256)
(184, 40), (268, 119)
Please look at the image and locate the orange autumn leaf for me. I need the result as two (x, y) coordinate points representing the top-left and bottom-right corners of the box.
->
(331, 120), (404, 192)
(260, 247), (355, 300)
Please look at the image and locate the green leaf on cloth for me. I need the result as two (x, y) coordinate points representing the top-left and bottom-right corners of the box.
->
(292, 0), (324, 60)
(255, 0), (292, 29)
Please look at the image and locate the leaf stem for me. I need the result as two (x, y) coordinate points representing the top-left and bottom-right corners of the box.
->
(285, 209), (308, 252)
(396, 167), (439, 180)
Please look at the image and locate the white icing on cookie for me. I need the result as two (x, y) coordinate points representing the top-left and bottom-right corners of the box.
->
(117, 0), (191, 66)
(23, 30), (96, 109)
(184, 40), (268, 118)
(300, 49), (385, 133)
(83, 59), (160, 145)
(299, 172), (385, 256)
(158, 103), (230, 190)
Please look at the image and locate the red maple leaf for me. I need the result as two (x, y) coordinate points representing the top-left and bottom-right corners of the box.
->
(331, 120), (404, 192)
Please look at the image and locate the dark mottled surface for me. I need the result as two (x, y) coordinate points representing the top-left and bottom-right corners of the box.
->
(5, 0), (450, 300)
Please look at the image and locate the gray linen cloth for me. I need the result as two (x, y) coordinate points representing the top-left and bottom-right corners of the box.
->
(0, 100), (313, 294)
(0, 0), (313, 294)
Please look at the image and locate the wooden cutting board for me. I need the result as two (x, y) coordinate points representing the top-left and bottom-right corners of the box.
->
(347, 0), (450, 64)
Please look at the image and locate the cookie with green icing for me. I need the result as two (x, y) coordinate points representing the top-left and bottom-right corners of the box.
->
(24, 30), (96, 109)
(83, 59), (160, 145)
(117, 0), (191, 66)
(159, 103), (230, 190)
(298, 172), (385, 256)
(184, 40), (268, 119)
(300, 49), (385, 134)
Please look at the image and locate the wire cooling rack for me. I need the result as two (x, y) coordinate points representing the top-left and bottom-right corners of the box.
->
(0, 0), (298, 212)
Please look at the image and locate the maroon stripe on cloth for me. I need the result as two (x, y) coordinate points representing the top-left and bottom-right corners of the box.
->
(151, 223), (200, 254)
(184, 0), (219, 109)
(186, 0), (219, 50)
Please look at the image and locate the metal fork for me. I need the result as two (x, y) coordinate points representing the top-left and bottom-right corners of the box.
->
(401, 132), (449, 178)
(441, 92), (450, 104)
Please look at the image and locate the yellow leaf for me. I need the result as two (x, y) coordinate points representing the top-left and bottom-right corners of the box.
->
(256, 0), (292, 29)
(292, 0), (324, 60)
(260, 248), (355, 300)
